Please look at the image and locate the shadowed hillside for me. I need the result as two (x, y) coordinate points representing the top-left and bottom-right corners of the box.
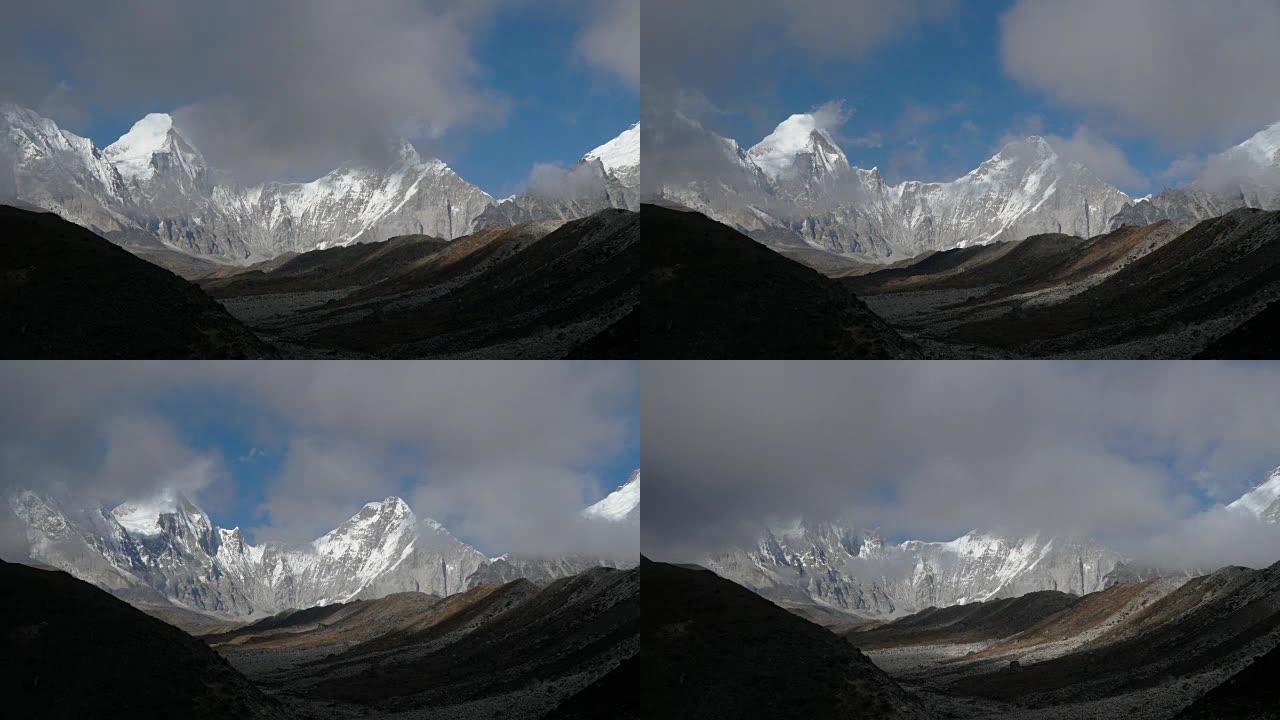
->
(0, 205), (275, 359)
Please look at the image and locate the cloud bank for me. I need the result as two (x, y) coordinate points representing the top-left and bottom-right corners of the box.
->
(642, 361), (1280, 572)
(1001, 0), (1280, 146)
(0, 362), (637, 559)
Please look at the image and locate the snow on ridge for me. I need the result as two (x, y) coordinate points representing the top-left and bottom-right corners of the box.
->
(104, 113), (176, 181)
(582, 470), (640, 521)
(112, 490), (184, 536)
(1227, 466), (1280, 519)
(748, 113), (847, 180)
(583, 122), (640, 174)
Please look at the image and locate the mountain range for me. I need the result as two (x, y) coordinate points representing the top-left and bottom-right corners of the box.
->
(707, 467), (1280, 619)
(0, 103), (639, 264)
(7, 469), (639, 620)
(650, 110), (1280, 264)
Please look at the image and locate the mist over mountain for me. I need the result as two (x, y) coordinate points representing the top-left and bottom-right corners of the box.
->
(645, 107), (1132, 262)
(8, 469), (638, 619)
(0, 104), (638, 264)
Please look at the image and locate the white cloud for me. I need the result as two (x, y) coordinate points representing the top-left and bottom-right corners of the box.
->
(1046, 126), (1148, 192)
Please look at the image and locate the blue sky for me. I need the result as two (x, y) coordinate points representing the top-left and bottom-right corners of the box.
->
(6, 1), (638, 197)
(654, 0), (1280, 197)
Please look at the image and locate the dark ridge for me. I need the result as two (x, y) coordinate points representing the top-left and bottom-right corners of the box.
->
(642, 558), (932, 720)
(640, 204), (919, 359)
(844, 590), (1080, 649)
(303, 208), (639, 358)
(543, 655), (639, 720)
(0, 205), (275, 358)
(950, 209), (1280, 352)
(945, 562), (1280, 706)
(1176, 637), (1280, 719)
(1197, 299), (1280, 358)
(201, 600), (358, 644)
(200, 233), (449, 297)
(0, 560), (284, 719)
(307, 567), (637, 712)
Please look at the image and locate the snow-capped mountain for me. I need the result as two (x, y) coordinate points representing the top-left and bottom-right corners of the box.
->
(8, 470), (640, 618)
(582, 469), (640, 522)
(1110, 121), (1280, 229)
(0, 103), (638, 264)
(707, 522), (1122, 619)
(474, 122), (640, 229)
(1228, 467), (1280, 524)
(648, 111), (1132, 262)
(711, 467), (1280, 618)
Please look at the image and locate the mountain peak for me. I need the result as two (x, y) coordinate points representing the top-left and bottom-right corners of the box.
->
(582, 470), (640, 522)
(104, 112), (206, 183)
(749, 113), (849, 180)
(1227, 466), (1280, 520)
(583, 122), (640, 174)
(112, 489), (199, 537)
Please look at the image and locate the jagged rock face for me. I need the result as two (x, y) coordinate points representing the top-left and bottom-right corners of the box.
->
(11, 492), (483, 617)
(1110, 121), (1280, 230)
(474, 123), (640, 230)
(0, 104), (134, 234)
(466, 554), (626, 587)
(1, 104), (637, 264)
(707, 522), (1124, 618)
(648, 111), (1132, 262)
(9, 471), (640, 618)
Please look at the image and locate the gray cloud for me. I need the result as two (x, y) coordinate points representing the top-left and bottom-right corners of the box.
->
(576, 0), (640, 90)
(0, 362), (636, 559)
(2, 1), (636, 184)
(642, 0), (953, 112)
(1046, 126), (1148, 192)
(1001, 0), (1280, 146)
(641, 361), (1280, 571)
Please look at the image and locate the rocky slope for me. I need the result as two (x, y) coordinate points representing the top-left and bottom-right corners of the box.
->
(217, 568), (638, 720)
(201, 208), (640, 359)
(1, 103), (638, 264)
(8, 471), (639, 619)
(648, 110), (1131, 262)
(1, 204), (274, 359)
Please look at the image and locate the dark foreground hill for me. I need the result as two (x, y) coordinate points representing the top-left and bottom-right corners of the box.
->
(201, 208), (640, 358)
(0, 205), (274, 358)
(642, 557), (933, 719)
(639, 204), (919, 359)
(0, 560), (285, 720)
